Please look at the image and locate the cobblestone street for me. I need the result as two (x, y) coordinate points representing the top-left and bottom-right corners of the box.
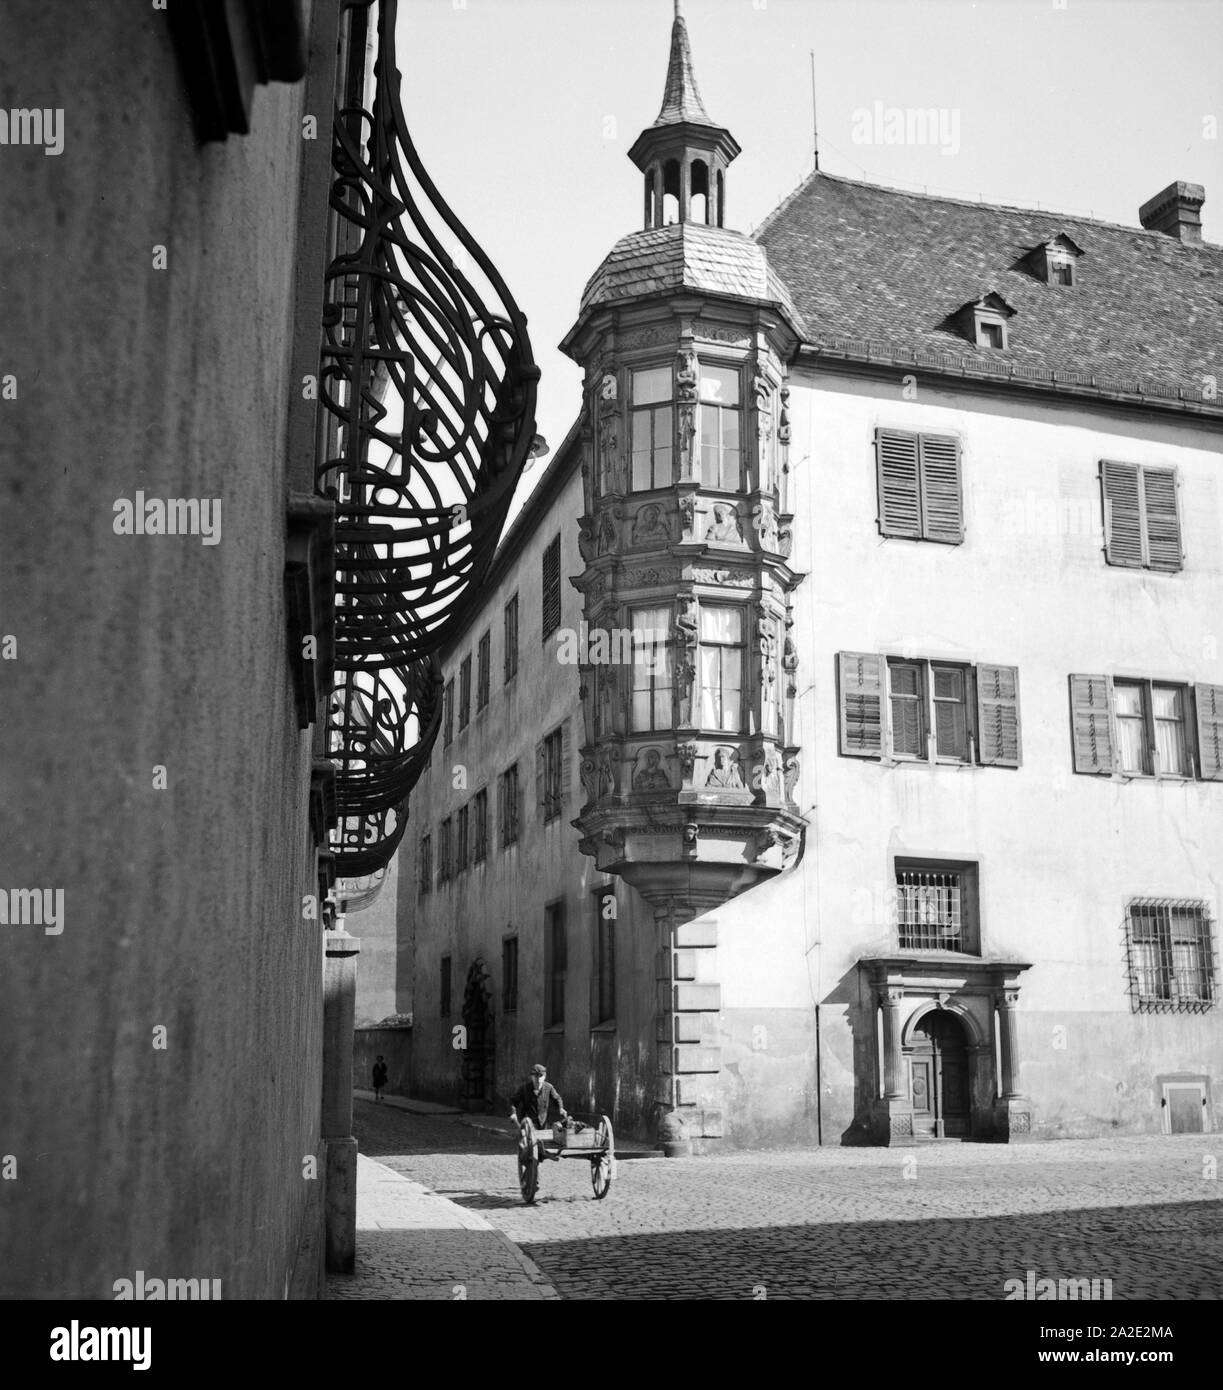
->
(352, 1100), (1223, 1300)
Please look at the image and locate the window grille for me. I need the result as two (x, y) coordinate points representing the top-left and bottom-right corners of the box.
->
(897, 869), (964, 951)
(1126, 900), (1216, 1013)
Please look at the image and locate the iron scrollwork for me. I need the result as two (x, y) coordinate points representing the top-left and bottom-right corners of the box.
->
(317, 0), (538, 876)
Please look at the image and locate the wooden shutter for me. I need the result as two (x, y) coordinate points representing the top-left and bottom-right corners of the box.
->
(876, 430), (921, 538)
(536, 738), (547, 815)
(975, 664), (1021, 767)
(542, 535), (561, 637)
(838, 652), (886, 758)
(1142, 467), (1182, 572)
(1195, 684), (1223, 781)
(1069, 674), (1114, 774)
(1101, 461), (1143, 567)
(561, 718), (573, 809)
(919, 434), (963, 543)
(497, 773), (506, 845)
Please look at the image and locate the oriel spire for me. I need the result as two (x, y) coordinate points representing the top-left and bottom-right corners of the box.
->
(653, 0), (713, 128)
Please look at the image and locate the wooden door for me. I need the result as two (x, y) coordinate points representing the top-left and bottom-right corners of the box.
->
(1165, 1084), (1205, 1134)
(909, 1011), (970, 1138)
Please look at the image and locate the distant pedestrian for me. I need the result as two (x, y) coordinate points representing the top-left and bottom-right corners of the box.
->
(372, 1055), (388, 1102)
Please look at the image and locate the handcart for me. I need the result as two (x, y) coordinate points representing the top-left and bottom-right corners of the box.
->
(517, 1114), (615, 1205)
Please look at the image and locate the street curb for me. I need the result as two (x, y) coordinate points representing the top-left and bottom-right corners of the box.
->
(486, 1228), (563, 1301)
(354, 1153), (562, 1301)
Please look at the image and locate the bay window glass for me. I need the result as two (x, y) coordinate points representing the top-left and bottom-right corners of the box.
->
(630, 367), (673, 491)
(699, 365), (742, 491)
(631, 606), (673, 731)
(699, 605), (744, 732)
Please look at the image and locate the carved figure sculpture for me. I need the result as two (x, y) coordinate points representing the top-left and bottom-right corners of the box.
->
(633, 747), (671, 791)
(705, 502), (741, 543)
(705, 746), (745, 788)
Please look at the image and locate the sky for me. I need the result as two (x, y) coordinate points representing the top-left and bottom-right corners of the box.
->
(396, 0), (1223, 521)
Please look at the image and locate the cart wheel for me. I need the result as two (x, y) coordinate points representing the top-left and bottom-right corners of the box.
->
(518, 1122), (539, 1205)
(590, 1114), (615, 1200)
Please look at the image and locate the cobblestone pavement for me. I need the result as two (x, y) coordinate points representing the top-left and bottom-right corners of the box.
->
(354, 1100), (1223, 1300)
(325, 1153), (557, 1301)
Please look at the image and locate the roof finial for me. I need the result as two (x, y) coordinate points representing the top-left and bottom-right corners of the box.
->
(654, 0), (712, 127)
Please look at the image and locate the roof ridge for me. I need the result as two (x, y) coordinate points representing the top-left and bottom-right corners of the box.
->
(757, 168), (1222, 251)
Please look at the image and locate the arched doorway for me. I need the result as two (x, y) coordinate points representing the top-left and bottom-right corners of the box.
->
(908, 1010), (969, 1138)
(460, 959), (494, 1112)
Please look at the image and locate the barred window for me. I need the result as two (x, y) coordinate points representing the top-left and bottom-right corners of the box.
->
(896, 860), (980, 954)
(1126, 900), (1216, 1012)
(443, 678), (454, 746)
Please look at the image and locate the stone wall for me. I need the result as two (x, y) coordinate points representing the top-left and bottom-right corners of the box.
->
(0, 0), (326, 1297)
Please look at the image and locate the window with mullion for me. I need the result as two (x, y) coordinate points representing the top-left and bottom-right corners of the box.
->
(1114, 679), (1189, 777)
(630, 366), (673, 491)
(699, 364), (742, 491)
(630, 605), (673, 732)
(699, 605), (744, 733)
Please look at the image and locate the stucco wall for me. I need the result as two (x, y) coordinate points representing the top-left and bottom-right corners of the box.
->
(708, 371), (1223, 1140)
(0, 2), (324, 1296)
(401, 456), (664, 1134)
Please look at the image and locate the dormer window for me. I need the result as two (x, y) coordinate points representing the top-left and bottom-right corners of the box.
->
(1024, 233), (1084, 286)
(951, 292), (1015, 350)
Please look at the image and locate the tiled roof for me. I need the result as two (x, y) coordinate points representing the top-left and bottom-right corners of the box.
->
(755, 172), (1223, 401)
(653, 14), (712, 128)
(580, 222), (804, 327)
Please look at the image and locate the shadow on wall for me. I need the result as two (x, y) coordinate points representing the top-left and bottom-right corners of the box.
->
(354, 1025), (413, 1097)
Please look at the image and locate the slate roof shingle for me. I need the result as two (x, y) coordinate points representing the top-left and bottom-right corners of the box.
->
(755, 172), (1223, 402)
(580, 222), (804, 327)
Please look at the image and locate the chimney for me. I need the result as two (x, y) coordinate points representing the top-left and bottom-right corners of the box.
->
(1139, 181), (1205, 245)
